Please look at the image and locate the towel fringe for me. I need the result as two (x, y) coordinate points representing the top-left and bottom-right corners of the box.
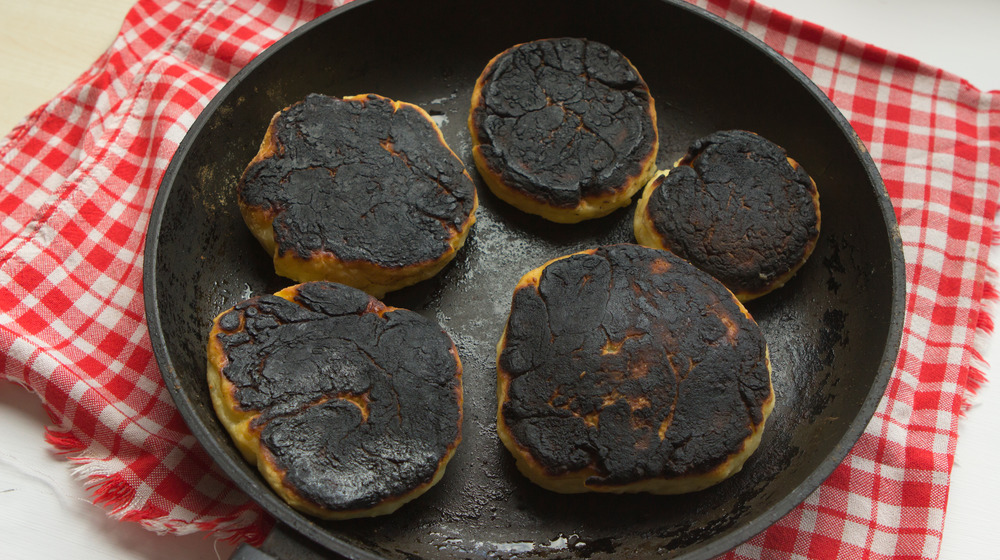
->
(963, 227), (1000, 411)
(42, 425), (270, 546)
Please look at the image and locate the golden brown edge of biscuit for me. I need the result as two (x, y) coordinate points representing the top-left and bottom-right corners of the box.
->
(468, 43), (659, 224)
(632, 168), (670, 253)
(207, 283), (465, 519)
(495, 248), (774, 494)
(633, 154), (822, 302)
(207, 318), (261, 467)
(269, 209), (476, 299)
(239, 94), (479, 299)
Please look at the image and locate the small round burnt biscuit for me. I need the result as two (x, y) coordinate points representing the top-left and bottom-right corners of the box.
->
(496, 244), (773, 494)
(469, 38), (658, 223)
(238, 93), (478, 298)
(206, 281), (463, 519)
(634, 130), (821, 301)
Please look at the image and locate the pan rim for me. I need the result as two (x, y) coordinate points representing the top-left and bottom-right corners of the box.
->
(142, 0), (906, 558)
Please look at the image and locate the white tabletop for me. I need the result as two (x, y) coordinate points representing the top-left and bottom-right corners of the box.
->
(1, 1), (998, 559)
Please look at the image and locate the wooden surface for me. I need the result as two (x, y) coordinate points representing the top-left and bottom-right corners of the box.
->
(1, 1), (998, 559)
(0, 0), (136, 135)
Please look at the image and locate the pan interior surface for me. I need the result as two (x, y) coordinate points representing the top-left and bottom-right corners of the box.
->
(144, 0), (904, 558)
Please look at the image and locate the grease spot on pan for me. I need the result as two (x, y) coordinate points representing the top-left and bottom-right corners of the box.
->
(429, 532), (591, 557)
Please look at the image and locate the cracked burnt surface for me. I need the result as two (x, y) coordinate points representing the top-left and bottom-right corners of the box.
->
(211, 281), (462, 514)
(470, 37), (657, 209)
(640, 130), (820, 299)
(497, 244), (771, 488)
(239, 93), (476, 267)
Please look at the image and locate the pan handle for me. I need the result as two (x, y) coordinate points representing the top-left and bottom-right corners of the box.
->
(229, 543), (277, 560)
(229, 523), (345, 560)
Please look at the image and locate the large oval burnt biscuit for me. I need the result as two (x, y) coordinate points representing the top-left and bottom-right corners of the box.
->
(207, 281), (463, 518)
(634, 130), (820, 301)
(496, 244), (773, 494)
(469, 38), (658, 223)
(239, 93), (478, 298)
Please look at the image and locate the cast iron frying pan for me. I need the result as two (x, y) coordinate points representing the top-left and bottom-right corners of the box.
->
(143, 0), (906, 558)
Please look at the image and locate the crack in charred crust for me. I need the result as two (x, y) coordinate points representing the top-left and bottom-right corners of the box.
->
(251, 390), (373, 432)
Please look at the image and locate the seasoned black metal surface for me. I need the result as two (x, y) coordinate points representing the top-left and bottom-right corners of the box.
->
(144, 0), (905, 558)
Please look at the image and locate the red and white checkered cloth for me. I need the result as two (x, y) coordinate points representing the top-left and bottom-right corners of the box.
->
(0, 0), (996, 556)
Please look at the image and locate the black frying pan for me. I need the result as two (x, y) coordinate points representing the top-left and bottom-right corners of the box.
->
(143, 0), (906, 558)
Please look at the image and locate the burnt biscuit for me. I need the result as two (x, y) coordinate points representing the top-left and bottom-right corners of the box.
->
(469, 38), (658, 223)
(238, 93), (478, 298)
(634, 130), (821, 301)
(496, 244), (773, 494)
(206, 281), (463, 518)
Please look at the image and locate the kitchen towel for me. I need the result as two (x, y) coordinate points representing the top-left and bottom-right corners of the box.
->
(0, 0), (996, 557)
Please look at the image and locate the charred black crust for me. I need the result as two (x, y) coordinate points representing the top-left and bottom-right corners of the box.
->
(214, 281), (462, 512)
(238, 93), (476, 267)
(645, 130), (820, 295)
(498, 244), (770, 485)
(471, 38), (657, 208)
